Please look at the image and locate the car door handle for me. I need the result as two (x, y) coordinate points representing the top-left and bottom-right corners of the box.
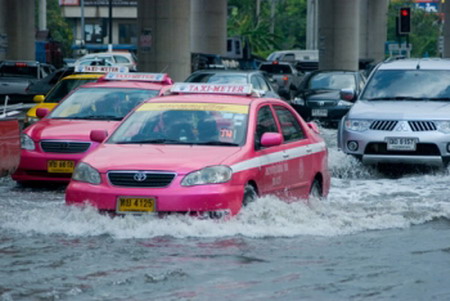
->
(306, 147), (312, 153)
(283, 153), (289, 158)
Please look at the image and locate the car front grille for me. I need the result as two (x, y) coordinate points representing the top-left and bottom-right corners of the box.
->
(40, 141), (91, 153)
(365, 142), (440, 156)
(108, 171), (176, 187)
(307, 100), (336, 108)
(408, 121), (436, 132)
(370, 120), (398, 131)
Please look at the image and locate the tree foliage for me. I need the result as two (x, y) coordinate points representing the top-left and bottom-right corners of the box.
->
(228, 0), (307, 58)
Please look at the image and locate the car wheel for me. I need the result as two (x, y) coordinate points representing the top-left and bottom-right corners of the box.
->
(243, 184), (257, 207)
(309, 179), (322, 199)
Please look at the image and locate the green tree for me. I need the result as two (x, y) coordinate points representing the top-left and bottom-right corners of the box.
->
(36, 0), (74, 57)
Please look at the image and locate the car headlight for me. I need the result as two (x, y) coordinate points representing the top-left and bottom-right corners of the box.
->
(21, 133), (35, 150)
(26, 116), (40, 125)
(337, 100), (353, 106)
(345, 119), (371, 132)
(435, 121), (450, 133)
(181, 165), (232, 186)
(292, 97), (305, 106)
(72, 162), (101, 184)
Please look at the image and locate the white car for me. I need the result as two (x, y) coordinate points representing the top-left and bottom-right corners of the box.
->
(338, 58), (450, 168)
(75, 52), (137, 71)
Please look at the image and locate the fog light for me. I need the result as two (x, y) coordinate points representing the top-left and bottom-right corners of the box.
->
(347, 141), (359, 151)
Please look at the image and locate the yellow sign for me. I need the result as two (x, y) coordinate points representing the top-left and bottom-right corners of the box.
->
(137, 102), (249, 114)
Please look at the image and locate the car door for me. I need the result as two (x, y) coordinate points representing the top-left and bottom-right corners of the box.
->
(273, 104), (312, 199)
(253, 104), (289, 196)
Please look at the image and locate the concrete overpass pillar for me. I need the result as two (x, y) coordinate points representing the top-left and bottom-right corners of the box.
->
(191, 0), (227, 56)
(318, 0), (359, 70)
(137, 0), (191, 82)
(443, 0), (450, 58)
(359, 0), (389, 65)
(0, 0), (6, 61)
(3, 0), (35, 60)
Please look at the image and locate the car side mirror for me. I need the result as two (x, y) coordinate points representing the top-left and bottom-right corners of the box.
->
(261, 132), (283, 147)
(33, 95), (45, 103)
(90, 130), (108, 143)
(36, 107), (49, 118)
(340, 88), (356, 102)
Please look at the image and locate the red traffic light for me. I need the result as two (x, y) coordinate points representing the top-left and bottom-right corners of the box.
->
(401, 9), (409, 17)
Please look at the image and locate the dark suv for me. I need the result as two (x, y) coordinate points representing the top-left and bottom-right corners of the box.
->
(258, 61), (304, 100)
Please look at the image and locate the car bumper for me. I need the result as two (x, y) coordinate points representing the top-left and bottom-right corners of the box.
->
(65, 177), (244, 216)
(11, 150), (89, 183)
(292, 104), (350, 123)
(340, 128), (450, 166)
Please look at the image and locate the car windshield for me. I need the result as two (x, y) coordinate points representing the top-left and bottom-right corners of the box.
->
(49, 87), (159, 121)
(44, 78), (98, 102)
(108, 102), (249, 146)
(361, 70), (450, 100)
(187, 73), (247, 84)
(308, 73), (355, 90)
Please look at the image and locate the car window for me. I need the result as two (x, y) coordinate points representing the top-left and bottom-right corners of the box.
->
(114, 55), (130, 63)
(44, 78), (98, 102)
(309, 73), (356, 90)
(361, 69), (450, 100)
(186, 73), (247, 84)
(255, 75), (271, 91)
(259, 64), (292, 74)
(255, 105), (278, 149)
(251, 75), (262, 90)
(274, 106), (305, 142)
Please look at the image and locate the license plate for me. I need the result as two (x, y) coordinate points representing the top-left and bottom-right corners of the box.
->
(311, 109), (328, 117)
(47, 160), (75, 173)
(386, 137), (417, 151)
(117, 197), (156, 213)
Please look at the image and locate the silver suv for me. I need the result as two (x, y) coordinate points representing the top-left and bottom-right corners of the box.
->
(338, 58), (450, 167)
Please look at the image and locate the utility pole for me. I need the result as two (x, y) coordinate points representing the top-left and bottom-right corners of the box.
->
(39, 0), (47, 30)
(108, 0), (113, 47)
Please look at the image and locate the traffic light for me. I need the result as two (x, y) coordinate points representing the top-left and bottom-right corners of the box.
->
(398, 7), (411, 35)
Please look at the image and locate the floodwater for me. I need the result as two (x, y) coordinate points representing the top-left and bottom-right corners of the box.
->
(1, 128), (450, 300)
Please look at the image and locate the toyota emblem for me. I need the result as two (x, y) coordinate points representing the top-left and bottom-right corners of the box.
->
(133, 172), (147, 182)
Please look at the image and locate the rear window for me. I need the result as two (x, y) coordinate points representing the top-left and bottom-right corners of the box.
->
(259, 64), (292, 74)
(0, 64), (38, 78)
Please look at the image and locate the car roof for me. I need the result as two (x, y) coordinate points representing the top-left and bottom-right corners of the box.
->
(78, 80), (168, 90)
(61, 73), (104, 80)
(142, 93), (283, 107)
(378, 58), (450, 70)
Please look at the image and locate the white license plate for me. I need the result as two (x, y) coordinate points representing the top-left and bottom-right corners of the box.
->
(311, 109), (328, 117)
(386, 137), (418, 151)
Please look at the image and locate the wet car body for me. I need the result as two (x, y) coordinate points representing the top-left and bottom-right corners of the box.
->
(292, 70), (366, 127)
(338, 58), (450, 167)
(12, 73), (173, 184)
(65, 83), (330, 218)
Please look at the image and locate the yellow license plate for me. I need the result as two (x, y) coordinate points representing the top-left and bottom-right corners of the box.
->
(47, 160), (75, 173)
(117, 197), (156, 213)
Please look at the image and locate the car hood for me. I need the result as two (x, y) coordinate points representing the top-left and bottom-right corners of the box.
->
(25, 119), (120, 141)
(83, 144), (243, 175)
(348, 100), (450, 119)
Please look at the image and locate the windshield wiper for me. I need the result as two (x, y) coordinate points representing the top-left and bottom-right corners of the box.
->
(367, 96), (424, 101)
(117, 138), (187, 144)
(427, 97), (450, 101)
(68, 115), (123, 121)
(196, 141), (240, 146)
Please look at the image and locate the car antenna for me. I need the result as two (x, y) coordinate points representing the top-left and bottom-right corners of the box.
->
(159, 65), (169, 73)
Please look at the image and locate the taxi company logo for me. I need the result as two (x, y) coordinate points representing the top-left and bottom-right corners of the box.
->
(318, 101), (325, 106)
(58, 142), (70, 149)
(133, 172), (147, 182)
(395, 121), (410, 132)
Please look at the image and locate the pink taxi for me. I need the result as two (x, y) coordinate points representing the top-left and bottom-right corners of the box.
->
(65, 83), (330, 218)
(12, 72), (173, 185)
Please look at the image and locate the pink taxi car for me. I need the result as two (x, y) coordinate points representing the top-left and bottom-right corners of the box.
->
(65, 83), (330, 218)
(12, 72), (173, 185)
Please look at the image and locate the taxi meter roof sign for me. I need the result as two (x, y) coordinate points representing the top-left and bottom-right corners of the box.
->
(171, 83), (253, 95)
(74, 65), (129, 73)
(105, 72), (168, 82)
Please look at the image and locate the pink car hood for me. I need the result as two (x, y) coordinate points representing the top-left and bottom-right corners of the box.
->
(84, 144), (243, 175)
(26, 119), (120, 141)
